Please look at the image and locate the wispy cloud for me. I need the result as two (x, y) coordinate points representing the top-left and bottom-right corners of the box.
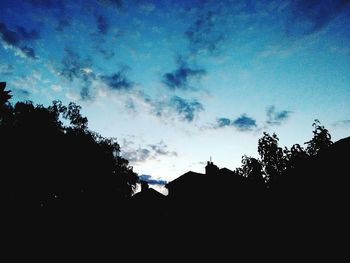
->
(162, 62), (206, 91)
(0, 64), (15, 75)
(332, 119), (350, 127)
(148, 141), (178, 157)
(96, 15), (109, 35)
(185, 10), (224, 55)
(100, 70), (133, 91)
(165, 96), (204, 122)
(265, 105), (292, 126)
(58, 48), (96, 99)
(121, 139), (177, 164)
(0, 22), (39, 59)
(285, 0), (350, 37)
(59, 48), (93, 81)
(9, 72), (42, 96)
(15, 26), (40, 41)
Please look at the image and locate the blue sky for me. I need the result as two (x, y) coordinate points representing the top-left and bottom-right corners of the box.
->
(1, 0), (350, 185)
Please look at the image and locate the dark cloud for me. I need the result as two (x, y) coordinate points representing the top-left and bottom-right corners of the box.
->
(232, 114), (257, 131)
(96, 15), (109, 35)
(138, 175), (167, 185)
(148, 141), (178, 157)
(100, 71), (133, 91)
(123, 147), (151, 163)
(214, 114), (257, 131)
(80, 86), (92, 101)
(266, 106), (292, 125)
(169, 96), (204, 122)
(0, 22), (39, 59)
(216, 117), (231, 127)
(185, 11), (224, 55)
(16, 26), (40, 40)
(0, 23), (20, 46)
(98, 0), (123, 9)
(60, 48), (93, 82)
(59, 48), (96, 99)
(162, 63), (206, 90)
(122, 139), (177, 164)
(20, 46), (37, 59)
(286, 0), (350, 36)
(55, 18), (70, 32)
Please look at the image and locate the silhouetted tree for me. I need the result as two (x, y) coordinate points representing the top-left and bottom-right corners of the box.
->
(0, 82), (11, 106)
(1, 84), (138, 213)
(305, 119), (332, 156)
(258, 132), (286, 185)
(0, 82), (12, 125)
(236, 155), (265, 186)
(283, 144), (308, 170)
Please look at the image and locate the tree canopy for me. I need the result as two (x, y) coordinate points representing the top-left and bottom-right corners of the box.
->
(0, 82), (138, 212)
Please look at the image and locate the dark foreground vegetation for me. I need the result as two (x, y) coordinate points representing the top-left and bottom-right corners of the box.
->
(1, 82), (349, 255)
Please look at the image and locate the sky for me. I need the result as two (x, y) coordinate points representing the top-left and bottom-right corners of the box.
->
(1, 0), (350, 189)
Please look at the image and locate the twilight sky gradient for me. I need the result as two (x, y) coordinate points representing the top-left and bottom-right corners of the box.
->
(1, 0), (350, 185)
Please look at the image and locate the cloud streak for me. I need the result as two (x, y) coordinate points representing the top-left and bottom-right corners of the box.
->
(0, 22), (39, 59)
(167, 96), (204, 122)
(185, 10), (224, 55)
(58, 48), (96, 99)
(286, 0), (350, 37)
(266, 106), (292, 126)
(0, 64), (15, 75)
(122, 139), (177, 164)
(59, 48), (93, 81)
(332, 119), (350, 127)
(162, 64), (206, 91)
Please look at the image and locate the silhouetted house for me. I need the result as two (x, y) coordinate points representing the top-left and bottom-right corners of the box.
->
(165, 161), (242, 201)
(132, 181), (166, 202)
(165, 171), (204, 199)
(131, 181), (166, 217)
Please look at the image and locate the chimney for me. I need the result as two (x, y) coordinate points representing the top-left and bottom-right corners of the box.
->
(141, 181), (149, 192)
(205, 160), (219, 175)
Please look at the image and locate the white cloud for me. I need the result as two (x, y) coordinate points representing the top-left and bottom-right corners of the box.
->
(51, 84), (62, 92)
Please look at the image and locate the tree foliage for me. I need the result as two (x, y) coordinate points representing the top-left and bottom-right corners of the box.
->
(305, 119), (332, 156)
(0, 82), (138, 211)
(258, 132), (286, 184)
(236, 155), (264, 183)
(237, 120), (333, 189)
